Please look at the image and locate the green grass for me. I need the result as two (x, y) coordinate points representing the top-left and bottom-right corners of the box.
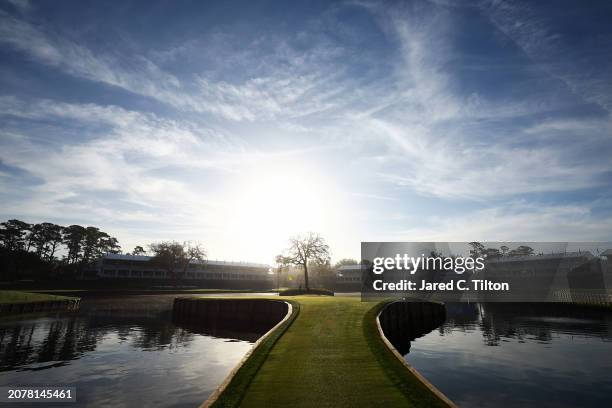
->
(212, 296), (449, 408)
(1, 288), (278, 297)
(278, 288), (334, 296)
(0, 280), (279, 293)
(211, 299), (300, 407)
(0, 290), (76, 304)
(362, 302), (450, 407)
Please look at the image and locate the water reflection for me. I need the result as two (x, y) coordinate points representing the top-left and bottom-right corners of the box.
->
(173, 312), (276, 343)
(437, 303), (612, 345)
(383, 302), (612, 407)
(0, 295), (264, 407)
(378, 301), (446, 355)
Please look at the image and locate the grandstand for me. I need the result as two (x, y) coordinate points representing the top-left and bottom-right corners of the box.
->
(95, 253), (274, 289)
(335, 264), (366, 291)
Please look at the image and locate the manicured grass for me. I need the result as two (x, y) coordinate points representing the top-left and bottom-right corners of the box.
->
(363, 302), (451, 407)
(0, 280), (279, 294)
(215, 296), (449, 407)
(279, 288), (334, 296)
(32, 288), (264, 294)
(0, 290), (76, 304)
(211, 299), (300, 407)
(1, 288), (278, 298)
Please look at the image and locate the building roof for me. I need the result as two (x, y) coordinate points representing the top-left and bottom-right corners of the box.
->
(102, 253), (270, 268)
(488, 251), (593, 263)
(337, 264), (367, 271)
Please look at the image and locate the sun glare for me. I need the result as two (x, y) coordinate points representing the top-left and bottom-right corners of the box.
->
(222, 160), (342, 262)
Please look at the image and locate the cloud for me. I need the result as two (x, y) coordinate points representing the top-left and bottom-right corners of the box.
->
(0, 1), (568, 128)
(356, 114), (611, 199)
(392, 200), (612, 242)
(0, 10), (181, 93)
(194, 71), (342, 122)
(5, 0), (31, 14)
(523, 117), (612, 137)
(480, 0), (612, 113)
(1, 0), (612, 259)
(0, 10), (363, 123)
(334, 2), (612, 200)
(0, 98), (241, 226)
(0, 97), (336, 253)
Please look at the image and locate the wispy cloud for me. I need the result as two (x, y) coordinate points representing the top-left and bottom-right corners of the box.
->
(0, 95), (336, 258)
(480, 0), (612, 113)
(1, 0), (611, 259)
(0, 97), (239, 226)
(334, 1), (612, 200)
(0, 10), (361, 123)
(391, 200), (612, 242)
(0, 10), (182, 101)
(4, 0), (30, 14)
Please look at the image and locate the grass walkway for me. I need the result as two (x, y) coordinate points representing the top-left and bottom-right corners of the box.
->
(0, 290), (77, 304)
(217, 296), (449, 408)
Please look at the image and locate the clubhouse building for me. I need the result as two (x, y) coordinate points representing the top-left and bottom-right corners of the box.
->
(94, 253), (274, 289)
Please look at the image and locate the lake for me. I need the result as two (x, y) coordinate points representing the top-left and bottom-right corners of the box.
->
(0, 294), (274, 407)
(384, 302), (612, 408)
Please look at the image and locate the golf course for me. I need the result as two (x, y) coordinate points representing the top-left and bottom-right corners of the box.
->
(194, 296), (453, 408)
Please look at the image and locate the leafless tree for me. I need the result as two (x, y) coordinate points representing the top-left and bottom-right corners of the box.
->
(277, 232), (330, 291)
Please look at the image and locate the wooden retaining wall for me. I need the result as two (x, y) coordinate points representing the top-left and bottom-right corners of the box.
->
(377, 300), (456, 408)
(173, 297), (288, 329)
(172, 297), (294, 408)
(378, 300), (446, 353)
(0, 299), (81, 315)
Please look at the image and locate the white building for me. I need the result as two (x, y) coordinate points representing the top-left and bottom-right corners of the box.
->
(96, 253), (273, 284)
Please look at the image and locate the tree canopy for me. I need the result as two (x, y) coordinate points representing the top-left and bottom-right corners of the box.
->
(149, 241), (206, 282)
(0, 218), (121, 265)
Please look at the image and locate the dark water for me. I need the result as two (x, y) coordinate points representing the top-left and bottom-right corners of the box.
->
(0, 295), (274, 407)
(384, 303), (612, 408)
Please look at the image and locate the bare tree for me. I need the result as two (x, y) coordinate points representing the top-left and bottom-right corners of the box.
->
(182, 243), (206, 277)
(278, 232), (330, 291)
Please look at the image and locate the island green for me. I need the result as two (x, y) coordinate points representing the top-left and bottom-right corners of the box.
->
(210, 296), (450, 408)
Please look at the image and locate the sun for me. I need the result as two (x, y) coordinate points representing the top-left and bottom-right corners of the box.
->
(221, 160), (342, 262)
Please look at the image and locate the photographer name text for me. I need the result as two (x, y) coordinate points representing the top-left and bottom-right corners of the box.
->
(372, 279), (509, 292)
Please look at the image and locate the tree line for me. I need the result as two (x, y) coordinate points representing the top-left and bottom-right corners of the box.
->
(0, 219), (121, 280)
(0, 219), (121, 263)
(0, 218), (212, 284)
(468, 242), (535, 259)
(1, 218), (341, 290)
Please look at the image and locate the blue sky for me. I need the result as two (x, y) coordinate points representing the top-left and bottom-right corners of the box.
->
(1, 0), (612, 263)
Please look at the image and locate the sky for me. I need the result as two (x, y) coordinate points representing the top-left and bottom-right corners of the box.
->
(1, 0), (612, 264)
